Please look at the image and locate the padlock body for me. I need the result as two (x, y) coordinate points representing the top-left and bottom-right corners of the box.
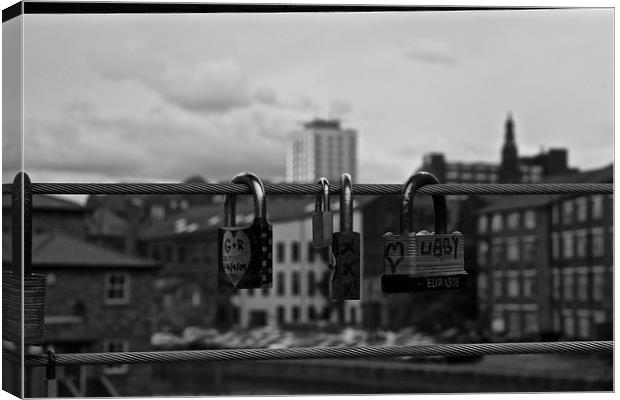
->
(381, 232), (466, 293)
(312, 211), (333, 247)
(218, 218), (272, 289)
(330, 231), (360, 300)
(2, 271), (46, 345)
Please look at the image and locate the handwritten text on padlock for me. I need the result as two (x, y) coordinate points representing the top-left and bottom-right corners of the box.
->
(221, 230), (252, 287)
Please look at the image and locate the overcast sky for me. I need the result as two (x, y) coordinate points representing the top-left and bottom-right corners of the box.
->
(3, 8), (614, 184)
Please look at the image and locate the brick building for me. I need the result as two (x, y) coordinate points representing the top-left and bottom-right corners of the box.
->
(547, 167), (613, 340)
(138, 195), (363, 332)
(3, 192), (163, 396)
(475, 164), (613, 340)
(2, 194), (87, 238)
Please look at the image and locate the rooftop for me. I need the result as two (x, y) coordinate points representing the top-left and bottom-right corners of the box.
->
(3, 231), (161, 269)
(2, 194), (85, 212)
(477, 163), (613, 213)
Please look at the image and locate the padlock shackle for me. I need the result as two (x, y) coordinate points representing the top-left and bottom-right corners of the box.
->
(315, 177), (330, 212)
(400, 171), (447, 235)
(224, 172), (267, 227)
(340, 173), (353, 232)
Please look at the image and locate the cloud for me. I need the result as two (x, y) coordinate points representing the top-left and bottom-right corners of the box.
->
(22, 100), (306, 183)
(328, 99), (353, 118)
(253, 87), (278, 106)
(403, 39), (457, 66)
(91, 42), (250, 113)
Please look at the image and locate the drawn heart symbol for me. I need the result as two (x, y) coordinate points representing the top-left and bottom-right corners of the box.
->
(222, 230), (252, 287)
(384, 242), (405, 273)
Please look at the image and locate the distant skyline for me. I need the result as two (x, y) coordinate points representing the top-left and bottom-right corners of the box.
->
(2, 7), (614, 184)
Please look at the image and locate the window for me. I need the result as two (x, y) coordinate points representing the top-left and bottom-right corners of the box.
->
(191, 288), (201, 306)
(292, 272), (300, 296)
(575, 269), (588, 302)
(292, 306), (300, 322)
(576, 198), (587, 222)
(491, 213), (503, 232)
(508, 312), (521, 335)
(577, 314), (590, 339)
(104, 273), (130, 305)
(551, 205), (559, 226)
(507, 275), (519, 298)
(308, 242), (315, 263)
(562, 231), (574, 259)
(478, 216), (488, 234)
(493, 274), (503, 298)
(103, 340), (129, 374)
(247, 289), (255, 296)
(507, 212), (520, 230)
(308, 305), (316, 321)
(591, 228), (605, 257)
(277, 272), (285, 296)
(563, 269), (574, 301)
(524, 210), (536, 229)
(521, 237), (536, 262)
(591, 195), (603, 219)
(564, 313), (575, 337)
(522, 272), (536, 297)
(477, 241), (489, 266)
(506, 238), (519, 262)
(592, 267), (605, 301)
(291, 242), (300, 262)
(276, 242), (285, 263)
(552, 269), (560, 301)
(477, 273), (488, 298)
(551, 233), (560, 260)
(575, 230), (588, 258)
(308, 271), (316, 297)
(552, 312), (561, 331)
(151, 205), (165, 220)
(524, 312), (539, 334)
(593, 310), (606, 324)
(562, 200), (573, 225)
(276, 306), (285, 325)
(491, 240), (503, 265)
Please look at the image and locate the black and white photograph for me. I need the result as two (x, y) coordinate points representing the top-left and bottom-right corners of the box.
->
(1, 0), (615, 397)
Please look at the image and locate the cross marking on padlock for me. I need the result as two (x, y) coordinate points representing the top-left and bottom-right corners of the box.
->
(330, 173), (361, 301)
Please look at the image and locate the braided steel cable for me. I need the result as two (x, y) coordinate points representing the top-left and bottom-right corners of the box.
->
(1, 182), (613, 195)
(18, 341), (613, 367)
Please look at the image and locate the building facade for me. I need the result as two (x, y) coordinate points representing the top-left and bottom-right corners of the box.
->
(286, 119), (357, 183)
(475, 165), (613, 341)
(549, 193), (613, 340)
(476, 197), (552, 339)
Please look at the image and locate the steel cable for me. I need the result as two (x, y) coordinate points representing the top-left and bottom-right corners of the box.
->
(1, 182), (613, 195)
(16, 341), (613, 367)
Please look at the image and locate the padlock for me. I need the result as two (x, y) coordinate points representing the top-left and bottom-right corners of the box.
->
(330, 173), (361, 300)
(312, 177), (333, 248)
(381, 171), (467, 293)
(218, 172), (273, 289)
(2, 172), (46, 345)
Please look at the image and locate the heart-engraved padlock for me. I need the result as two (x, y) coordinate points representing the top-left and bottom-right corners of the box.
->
(312, 177), (333, 248)
(218, 172), (272, 289)
(381, 171), (467, 293)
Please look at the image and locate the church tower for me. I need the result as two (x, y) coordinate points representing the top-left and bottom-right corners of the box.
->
(498, 113), (521, 183)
